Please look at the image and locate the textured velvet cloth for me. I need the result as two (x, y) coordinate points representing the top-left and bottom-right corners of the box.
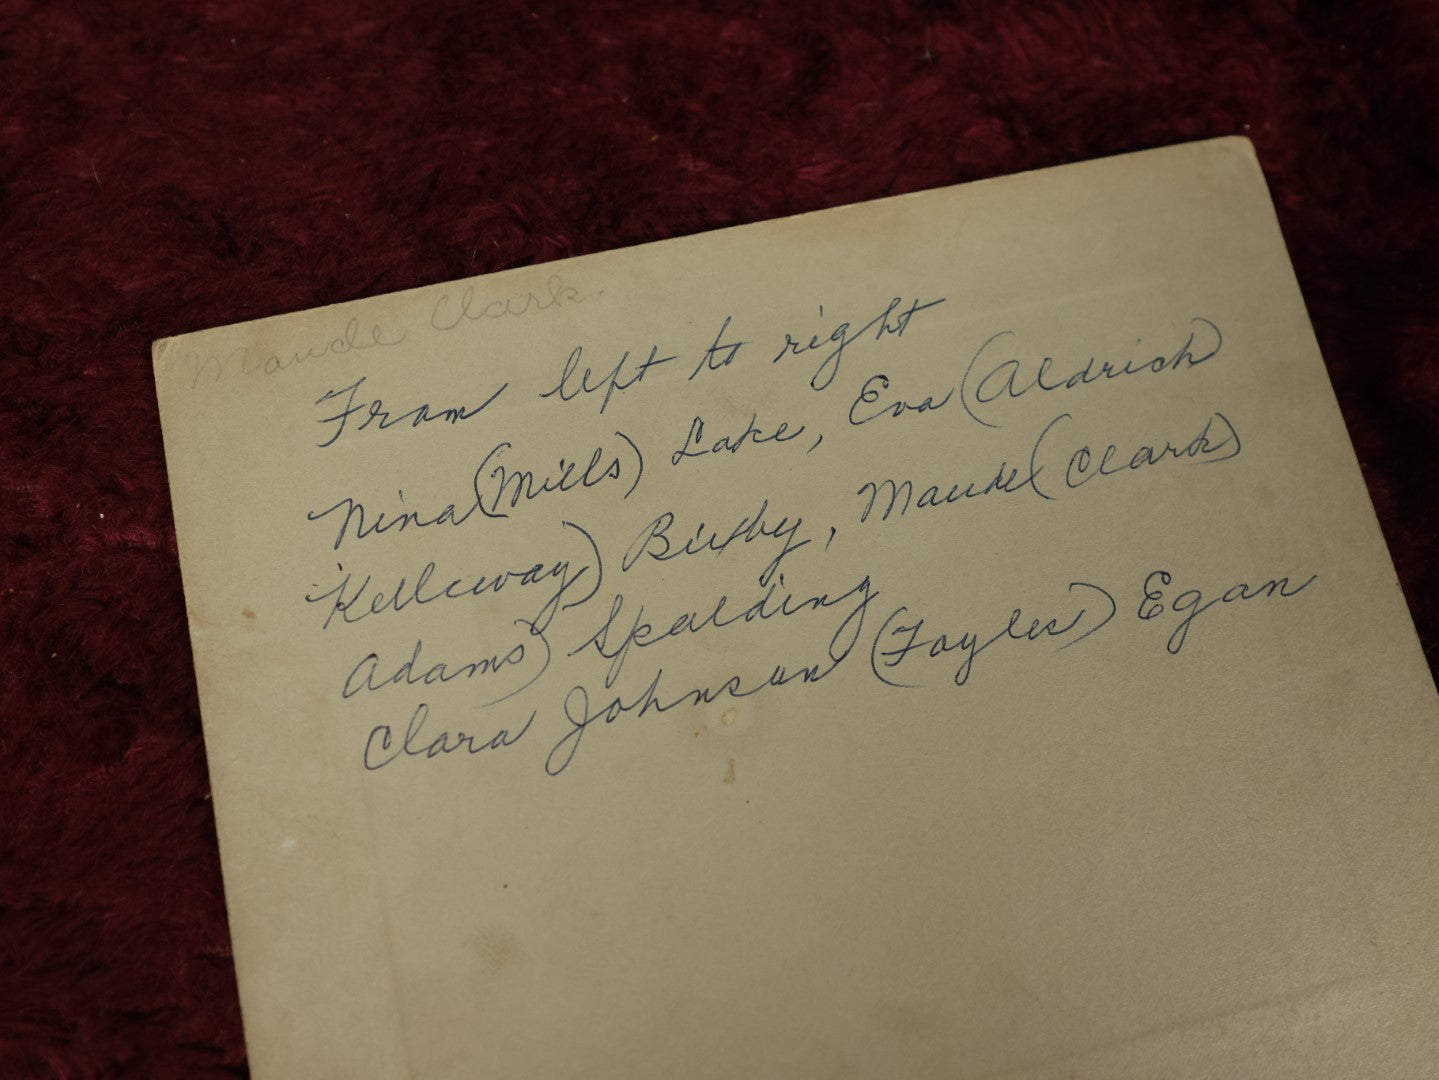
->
(1, 2), (1435, 1076)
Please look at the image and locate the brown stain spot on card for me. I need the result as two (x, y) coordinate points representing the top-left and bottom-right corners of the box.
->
(720, 707), (737, 726)
(472, 928), (523, 973)
(723, 758), (736, 784)
(241, 607), (256, 620)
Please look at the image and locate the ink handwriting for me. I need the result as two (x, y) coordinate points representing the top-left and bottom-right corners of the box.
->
(1138, 570), (1317, 654)
(303, 520), (601, 633)
(275, 294), (1317, 786)
(314, 375), (507, 448)
(960, 317), (1223, 428)
(364, 703), (535, 770)
(855, 409), (1241, 524)
(771, 296), (947, 391)
(669, 413), (807, 465)
(305, 434), (644, 548)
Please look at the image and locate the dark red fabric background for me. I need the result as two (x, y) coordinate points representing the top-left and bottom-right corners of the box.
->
(1, 2), (1434, 1076)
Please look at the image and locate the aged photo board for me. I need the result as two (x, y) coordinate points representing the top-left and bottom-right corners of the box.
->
(153, 138), (1439, 1078)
